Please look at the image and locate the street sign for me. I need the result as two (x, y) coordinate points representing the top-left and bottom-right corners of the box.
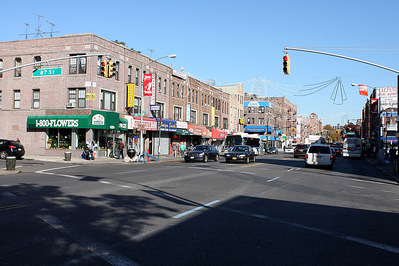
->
(133, 113), (141, 117)
(150, 105), (161, 111)
(33, 68), (62, 77)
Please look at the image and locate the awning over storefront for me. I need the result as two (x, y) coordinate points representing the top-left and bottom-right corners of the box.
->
(27, 111), (124, 130)
(211, 128), (228, 139)
(119, 118), (128, 131)
(175, 129), (193, 135)
(156, 119), (177, 132)
(245, 126), (267, 133)
(188, 124), (211, 138)
(383, 136), (398, 143)
(125, 116), (157, 131)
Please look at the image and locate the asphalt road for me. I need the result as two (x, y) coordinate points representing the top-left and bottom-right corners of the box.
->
(1, 153), (399, 265)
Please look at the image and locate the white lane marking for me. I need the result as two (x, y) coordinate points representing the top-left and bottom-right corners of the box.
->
(267, 177), (280, 183)
(295, 168), (301, 171)
(116, 170), (147, 175)
(287, 168), (295, 172)
(348, 185), (364, 189)
(350, 178), (383, 185)
(100, 181), (111, 184)
(35, 165), (81, 173)
(172, 200), (220, 219)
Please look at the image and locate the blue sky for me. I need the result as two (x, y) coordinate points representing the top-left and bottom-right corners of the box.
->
(4, 0), (399, 126)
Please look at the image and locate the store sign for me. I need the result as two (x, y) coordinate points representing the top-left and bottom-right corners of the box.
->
(34, 119), (79, 128)
(92, 114), (105, 125)
(127, 84), (135, 108)
(143, 74), (155, 96)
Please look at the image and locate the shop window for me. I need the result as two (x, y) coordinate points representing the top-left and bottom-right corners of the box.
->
(190, 110), (196, 124)
(68, 88), (86, 108)
(134, 97), (141, 114)
(14, 90), (20, 109)
(174, 106), (182, 121)
(101, 90), (116, 111)
(69, 54), (87, 74)
(203, 113), (209, 126)
(32, 89), (40, 109)
(47, 128), (74, 150)
(0, 59), (3, 78)
(15, 58), (22, 77)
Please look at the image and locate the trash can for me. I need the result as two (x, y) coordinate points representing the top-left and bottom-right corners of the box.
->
(6, 156), (16, 171)
(65, 152), (72, 161)
(127, 149), (136, 159)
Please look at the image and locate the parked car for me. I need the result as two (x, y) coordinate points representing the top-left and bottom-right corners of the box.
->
(284, 146), (294, 154)
(225, 145), (256, 164)
(0, 139), (25, 159)
(267, 147), (279, 154)
(305, 144), (334, 170)
(294, 144), (308, 158)
(184, 145), (219, 163)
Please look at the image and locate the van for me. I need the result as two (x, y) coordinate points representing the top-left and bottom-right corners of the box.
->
(342, 137), (362, 158)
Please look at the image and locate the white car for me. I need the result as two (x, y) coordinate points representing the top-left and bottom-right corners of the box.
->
(305, 144), (334, 170)
(285, 146), (294, 154)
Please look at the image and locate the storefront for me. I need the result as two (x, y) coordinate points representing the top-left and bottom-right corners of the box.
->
(125, 115), (157, 154)
(211, 128), (228, 151)
(27, 110), (127, 157)
(155, 118), (177, 155)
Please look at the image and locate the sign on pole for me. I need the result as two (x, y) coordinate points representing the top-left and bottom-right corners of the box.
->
(33, 68), (62, 77)
(143, 74), (154, 96)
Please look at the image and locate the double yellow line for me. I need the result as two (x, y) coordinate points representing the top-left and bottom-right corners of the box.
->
(0, 204), (25, 212)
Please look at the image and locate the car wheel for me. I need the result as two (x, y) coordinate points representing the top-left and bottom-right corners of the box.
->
(226, 159), (230, 163)
(184, 158), (190, 163)
(246, 156), (250, 164)
(253, 156), (256, 162)
(214, 154), (219, 162)
(203, 155), (208, 163)
(305, 163), (309, 168)
(0, 151), (8, 159)
(327, 164), (333, 170)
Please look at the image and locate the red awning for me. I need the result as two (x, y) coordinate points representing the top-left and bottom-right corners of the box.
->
(211, 128), (228, 139)
(188, 124), (211, 138)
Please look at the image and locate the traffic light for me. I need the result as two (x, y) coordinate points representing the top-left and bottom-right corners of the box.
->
(283, 53), (290, 75)
(101, 60), (109, 77)
(108, 60), (116, 77)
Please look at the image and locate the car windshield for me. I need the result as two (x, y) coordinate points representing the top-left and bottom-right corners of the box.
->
(231, 146), (248, 152)
(193, 146), (207, 151)
(309, 146), (330, 154)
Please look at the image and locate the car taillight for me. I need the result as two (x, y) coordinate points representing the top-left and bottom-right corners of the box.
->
(9, 145), (16, 149)
(306, 154), (308, 159)
(330, 155), (334, 160)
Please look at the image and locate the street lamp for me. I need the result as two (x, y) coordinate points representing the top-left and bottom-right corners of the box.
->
(351, 83), (382, 163)
(140, 54), (176, 158)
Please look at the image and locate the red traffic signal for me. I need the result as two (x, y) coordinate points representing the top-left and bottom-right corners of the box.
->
(101, 60), (109, 77)
(283, 54), (290, 75)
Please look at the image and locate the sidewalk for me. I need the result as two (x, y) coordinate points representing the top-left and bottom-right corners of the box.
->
(0, 154), (185, 175)
(363, 155), (399, 184)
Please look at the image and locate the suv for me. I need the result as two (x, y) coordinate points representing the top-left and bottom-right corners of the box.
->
(305, 144), (334, 170)
(294, 144), (308, 158)
(0, 139), (25, 159)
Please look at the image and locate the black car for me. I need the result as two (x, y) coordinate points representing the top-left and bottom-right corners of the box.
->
(0, 139), (25, 159)
(294, 144), (308, 158)
(184, 145), (219, 162)
(267, 147), (279, 154)
(225, 145), (256, 164)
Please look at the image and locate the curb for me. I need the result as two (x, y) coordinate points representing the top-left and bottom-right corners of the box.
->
(363, 157), (399, 184)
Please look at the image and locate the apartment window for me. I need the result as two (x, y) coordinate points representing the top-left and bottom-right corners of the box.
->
(192, 89), (195, 103)
(248, 107), (251, 113)
(156, 102), (164, 118)
(196, 91), (198, 104)
(252, 118), (255, 124)
(203, 113), (209, 126)
(164, 79), (167, 94)
(115, 62), (120, 80)
(0, 90), (2, 109)
(181, 85), (184, 99)
(188, 88), (191, 102)
(215, 116), (219, 128)
(101, 90), (116, 111)
(259, 107), (265, 113)
(247, 118), (250, 124)
(134, 97), (141, 114)
(32, 89), (40, 109)
(127, 66), (132, 83)
(174, 106), (182, 121)
(201, 94), (204, 105)
(34, 56), (41, 70)
(172, 83), (175, 97)
(15, 58), (22, 77)
(68, 88), (86, 108)
(176, 84), (180, 98)
(190, 110), (197, 124)
(223, 118), (228, 129)
(69, 54), (87, 74)
(14, 90), (21, 109)
(135, 68), (139, 86)
(158, 77), (162, 93)
(0, 59), (3, 78)
(259, 118), (265, 124)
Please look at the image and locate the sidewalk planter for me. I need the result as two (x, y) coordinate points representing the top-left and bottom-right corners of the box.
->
(6, 157), (16, 170)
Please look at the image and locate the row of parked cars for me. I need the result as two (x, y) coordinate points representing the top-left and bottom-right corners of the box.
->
(184, 145), (256, 164)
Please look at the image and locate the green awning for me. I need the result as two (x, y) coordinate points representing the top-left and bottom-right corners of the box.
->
(119, 118), (128, 131)
(175, 128), (192, 135)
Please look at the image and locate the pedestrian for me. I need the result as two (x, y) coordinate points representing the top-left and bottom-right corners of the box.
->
(117, 141), (125, 159)
(107, 140), (112, 158)
(179, 141), (186, 157)
(84, 142), (90, 160)
(88, 141), (95, 160)
(172, 142), (178, 157)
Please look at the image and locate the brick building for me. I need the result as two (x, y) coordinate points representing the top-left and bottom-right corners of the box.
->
(0, 33), (230, 157)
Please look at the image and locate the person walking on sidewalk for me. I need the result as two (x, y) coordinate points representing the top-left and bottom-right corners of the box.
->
(172, 142), (178, 157)
(117, 141), (125, 159)
(179, 142), (186, 157)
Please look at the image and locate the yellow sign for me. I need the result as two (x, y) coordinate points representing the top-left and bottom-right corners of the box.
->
(85, 93), (96, 101)
(127, 84), (135, 108)
(211, 107), (215, 126)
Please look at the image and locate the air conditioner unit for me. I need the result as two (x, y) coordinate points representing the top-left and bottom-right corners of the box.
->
(66, 102), (76, 108)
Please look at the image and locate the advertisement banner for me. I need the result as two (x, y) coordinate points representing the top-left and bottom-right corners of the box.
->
(143, 74), (154, 96)
(376, 87), (397, 109)
(370, 98), (378, 115)
(127, 83), (135, 108)
(358, 85), (368, 96)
